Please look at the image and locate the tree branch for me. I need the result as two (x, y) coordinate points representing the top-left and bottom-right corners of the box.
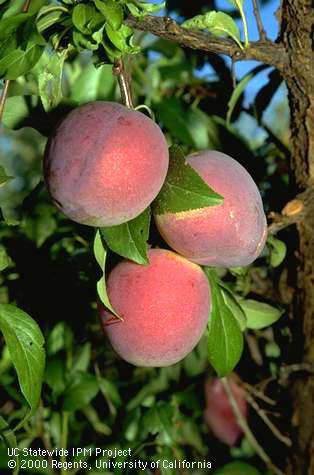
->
(126, 15), (288, 73)
(222, 377), (284, 475)
(252, 0), (267, 40)
(268, 192), (311, 235)
(245, 392), (292, 447)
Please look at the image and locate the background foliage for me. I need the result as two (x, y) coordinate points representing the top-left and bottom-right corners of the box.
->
(0, 1), (294, 474)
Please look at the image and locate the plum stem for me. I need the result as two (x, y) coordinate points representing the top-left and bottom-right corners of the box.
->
(222, 377), (284, 475)
(113, 58), (134, 109)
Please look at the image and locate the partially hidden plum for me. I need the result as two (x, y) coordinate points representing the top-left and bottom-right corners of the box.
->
(44, 101), (169, 226)
(99, 249), (211, 367)
(155, 151), (267, 267)
(204, 377), (248, 446)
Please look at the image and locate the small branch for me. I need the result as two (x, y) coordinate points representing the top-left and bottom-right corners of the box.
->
(245, 334), (263, 366)
(243, 382), (276, 406)
(268, 211), (300, 234)
(268, 198), (305, 234)
(278, 363), (314, 385)
(112, 58), (134, 109)
(231, 60), (237, 89)
(126, 15), (288, 73)
(22, 0), (31, 12)
(222, 377), (284, 475)
(252, 0), (267, 40)
(246, 392), (292, 446)
(0, 80), (10, 123)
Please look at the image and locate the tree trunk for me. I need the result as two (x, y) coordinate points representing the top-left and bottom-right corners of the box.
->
(281, 0), (314, 473)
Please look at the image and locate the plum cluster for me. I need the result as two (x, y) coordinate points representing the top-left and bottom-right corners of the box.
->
(44, 101), (267, 368)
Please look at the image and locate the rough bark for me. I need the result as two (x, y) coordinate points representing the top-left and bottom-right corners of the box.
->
(126, 15), (288, 71)
(128, 3), (314, 473)
(280, 0), (314, 473)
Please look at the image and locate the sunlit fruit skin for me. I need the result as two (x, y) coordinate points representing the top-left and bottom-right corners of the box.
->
(155, 151), (267, 267)
(44, 101), (169, 226)
(99, 249), (211, 367)
(204, 377), (248, 446)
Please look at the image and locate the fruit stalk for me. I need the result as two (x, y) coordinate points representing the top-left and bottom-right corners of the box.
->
(112, 58), (134, 109)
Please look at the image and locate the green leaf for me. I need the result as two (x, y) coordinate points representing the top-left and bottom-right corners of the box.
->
(0, 13), (33, 39)
(45, 358), (66, 396)
(0, 415), (19, 473)
(220, 287), (247, 331)
(214, 461), (261, 475)
(226, 0), (244, 10)
(183, 334), (208, 377)
(94, 230), (106, 268)
(142, 401), (175, 445)
(1, 95), (39, 130)
(93, 230), (121, 319)
(182, 11), (242, 48)
(239, 299), (283, 330)
(94, 0), (123, 29)
(0, 31), (45, 80)
(3, 0), (46, 18)
(82, 405), (111, 435)
(127, 377), (168, 411)
(153, 146), (223, 215)
(0, 165), (13, 187)
(71, 63), (115, 104)
(23, 204), (57, 247)
(98, 378), (122, 409)
(46, 322), (73, 356)
(63, 373), (99, 411)
(186, 107), (214, 150)
(0, 245), (12, 271)
(96, 367), (122, 416)
(72, 30), (99, 51)
(100, 208), (150, 265)
(140, 0), (166, 13)
(227, 74), (253, 125)
(126, 1), (165, 17)
(105, 22), (139, 54)
(72, 4), (104, 35)
(226, 0), (248, 46)
(265, 341), (281, 358)
(0, 304), (45, 420)
(36, 6), (68, 34)
(155, 97), (193, 145)
(2, 0), (24, 18)
(156, 97), (213, 149)
(36, 48), (68, 111)
(205, 269), (243, 376)
(71, 343), (91, 373)
(175, 415), (206, 454)
(267, 235), (287, 267)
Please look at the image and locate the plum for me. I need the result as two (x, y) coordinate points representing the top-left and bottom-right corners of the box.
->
(44, 101), (169, 226)
(99, 249), (211, 367)
(204, 377), (248, 446)
(155, 151), (267, 267)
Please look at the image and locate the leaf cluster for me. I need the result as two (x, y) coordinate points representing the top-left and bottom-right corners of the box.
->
(0, 0), (165, 80)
